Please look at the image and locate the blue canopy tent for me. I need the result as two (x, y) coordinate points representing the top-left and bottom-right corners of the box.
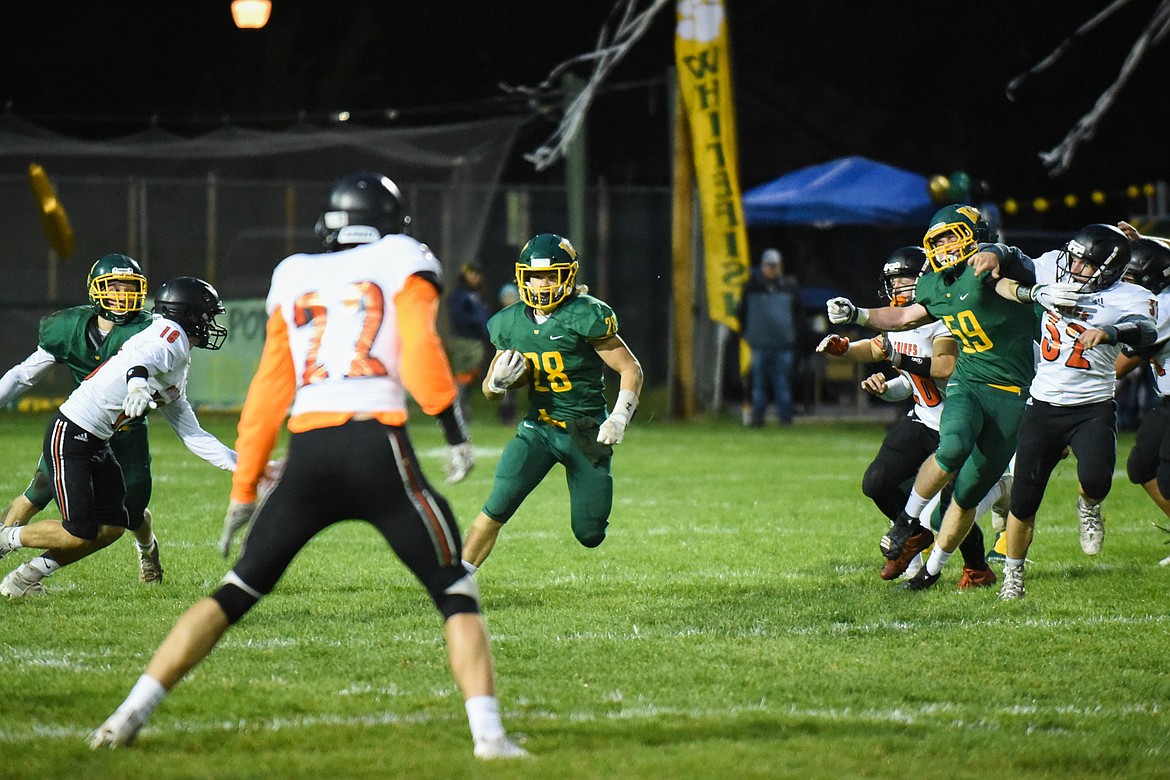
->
(742, 156), (936, 227)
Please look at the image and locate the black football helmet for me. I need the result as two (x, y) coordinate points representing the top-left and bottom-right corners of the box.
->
(879, 246), (925, 305)
(1057, 224), (1131, 293)
(314, 172), (411, 251)
(153, 277), (227, 350)
(88, 253), (147, 324)
(1124, 237), (1170, 294)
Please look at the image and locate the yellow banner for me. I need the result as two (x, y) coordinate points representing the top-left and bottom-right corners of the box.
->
(675, 0), (749, 330)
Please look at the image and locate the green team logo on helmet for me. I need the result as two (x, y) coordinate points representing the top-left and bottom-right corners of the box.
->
(922, 204), (989, 273)
(88, 253), (147, 324)
(516, 233), (580, 311)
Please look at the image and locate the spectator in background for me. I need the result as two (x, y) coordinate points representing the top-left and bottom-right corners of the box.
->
(736, 248), (804, 427)
(447, 262), (491, 419)
(496, 283), (521, 425)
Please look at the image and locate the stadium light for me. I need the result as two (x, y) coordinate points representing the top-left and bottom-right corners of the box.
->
(232, 0), (272, 29)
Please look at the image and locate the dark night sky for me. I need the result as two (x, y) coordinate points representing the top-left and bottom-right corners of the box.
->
(4, 0), (1169, 229)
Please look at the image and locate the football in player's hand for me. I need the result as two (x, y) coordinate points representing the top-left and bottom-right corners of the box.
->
(507, 359), (531, 389)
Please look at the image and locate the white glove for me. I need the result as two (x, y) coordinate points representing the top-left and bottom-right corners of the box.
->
(487, 350), (527, 393)
(122, 377), (157, 418)
(1030, 282), (1082, 310)
(827, 297), (868, 326)
(598, 389), (639, 446)
(219, 499), (256, 558)
(257, 459), (285, 499)
(444, 441), (474, 484)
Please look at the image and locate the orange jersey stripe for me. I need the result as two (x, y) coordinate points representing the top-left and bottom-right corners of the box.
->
(396, 274), (459, 415)
(231, 308), (297, 503)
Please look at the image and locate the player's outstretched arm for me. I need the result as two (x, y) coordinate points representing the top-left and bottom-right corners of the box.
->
(0, 348), (57, 407)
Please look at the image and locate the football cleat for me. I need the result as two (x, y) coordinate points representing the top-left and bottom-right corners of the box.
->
(956, 564), (997, 590)
(999, 564), (1026, 601)
(138, 539), (164, 585)
(1, 566), (45, 598)
(473, 735), (529, 760)
(89, 708), (146, 749)
(905, 566), (941, 591)
(880, 512), (917, 560)
(1077, 496), (1104, 555)
(880, 527), (934, 581)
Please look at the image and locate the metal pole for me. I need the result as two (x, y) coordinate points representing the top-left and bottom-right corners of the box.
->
(205, 171), (218, 284)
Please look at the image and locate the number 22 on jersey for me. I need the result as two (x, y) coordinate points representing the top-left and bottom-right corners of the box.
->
(294, 282), (388, 384)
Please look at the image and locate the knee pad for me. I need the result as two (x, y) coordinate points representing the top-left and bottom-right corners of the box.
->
(861, 463), (888, 501)
(1128, 446), (1156, 486)
(1079, 474), (1112, 503)
(431, 573), (480, 619)
(574, 530), (607, 549)
(212, 572), (264, 624)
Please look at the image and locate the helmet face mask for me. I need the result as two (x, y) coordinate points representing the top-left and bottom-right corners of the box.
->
(152, 276), (228, 350)
(516, 233), (579, 312)
(922, 204), (989, 273)
(315, 172), (410, 252)
(880, 246), (925, 306)
(1124, 237), (1170, 294)
(1056, 224), (1130, 293)
(88, 253), (147, 324)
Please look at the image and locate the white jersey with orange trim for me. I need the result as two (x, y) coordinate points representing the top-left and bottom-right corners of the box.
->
(1143, 289), (1170, 397)
(268, 234), (442, 417)
(881, 320), (950, 431)
(57, 315), (236, 469)
(1031, 251), (1156, 405)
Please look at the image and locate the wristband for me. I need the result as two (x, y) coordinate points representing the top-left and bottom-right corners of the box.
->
(609, 388), (639, 423)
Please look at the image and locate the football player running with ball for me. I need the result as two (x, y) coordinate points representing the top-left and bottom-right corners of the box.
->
(996, 225), (1155, 600)
(0, 254), (165, 583)
(827, 204), (1082, 590)
(90, 172), (525, 760)
(461, 233), (643, 571)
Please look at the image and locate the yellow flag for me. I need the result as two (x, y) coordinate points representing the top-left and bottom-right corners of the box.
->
(675, 0), (749, 330)
(28, 162), (75, 259)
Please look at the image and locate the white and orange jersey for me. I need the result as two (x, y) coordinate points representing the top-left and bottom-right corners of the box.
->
(58, 315), (236, 469)
(1143, 289), (1170, 397)
(879, 320), (950, 431)
(1032, 251), (1157, 405)
(231, 234), (460, 502)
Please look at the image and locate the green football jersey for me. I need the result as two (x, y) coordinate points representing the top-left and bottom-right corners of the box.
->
(487, 294), (619, 424)
(915, 265), (1038, 388)
(38, 305), (153, 385)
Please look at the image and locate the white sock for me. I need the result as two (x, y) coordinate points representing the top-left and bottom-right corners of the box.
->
(27, 556), (60, 578)
(137, 535), (157, 552)
(462, 560), (478, 575)
(465, 695), (505, 743)
(1005, 557), (1025, 569)
(905, 490), (930, 519)
(0, 526), (23, 552)
(925, 546), (952, 576)
(121, 674), (167, 718)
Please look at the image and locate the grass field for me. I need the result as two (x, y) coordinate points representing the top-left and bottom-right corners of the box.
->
(1, 406), (1168, 779)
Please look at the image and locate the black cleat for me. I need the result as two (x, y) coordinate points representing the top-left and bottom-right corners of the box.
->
(905, 566), (941, 591)
(880, 512), (917, 560)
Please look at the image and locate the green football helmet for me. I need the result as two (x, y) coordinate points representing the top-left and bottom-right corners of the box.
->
(922, 204), (990, 273)
(516, 233), (579, 311)
(88, 253), (147, 324)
